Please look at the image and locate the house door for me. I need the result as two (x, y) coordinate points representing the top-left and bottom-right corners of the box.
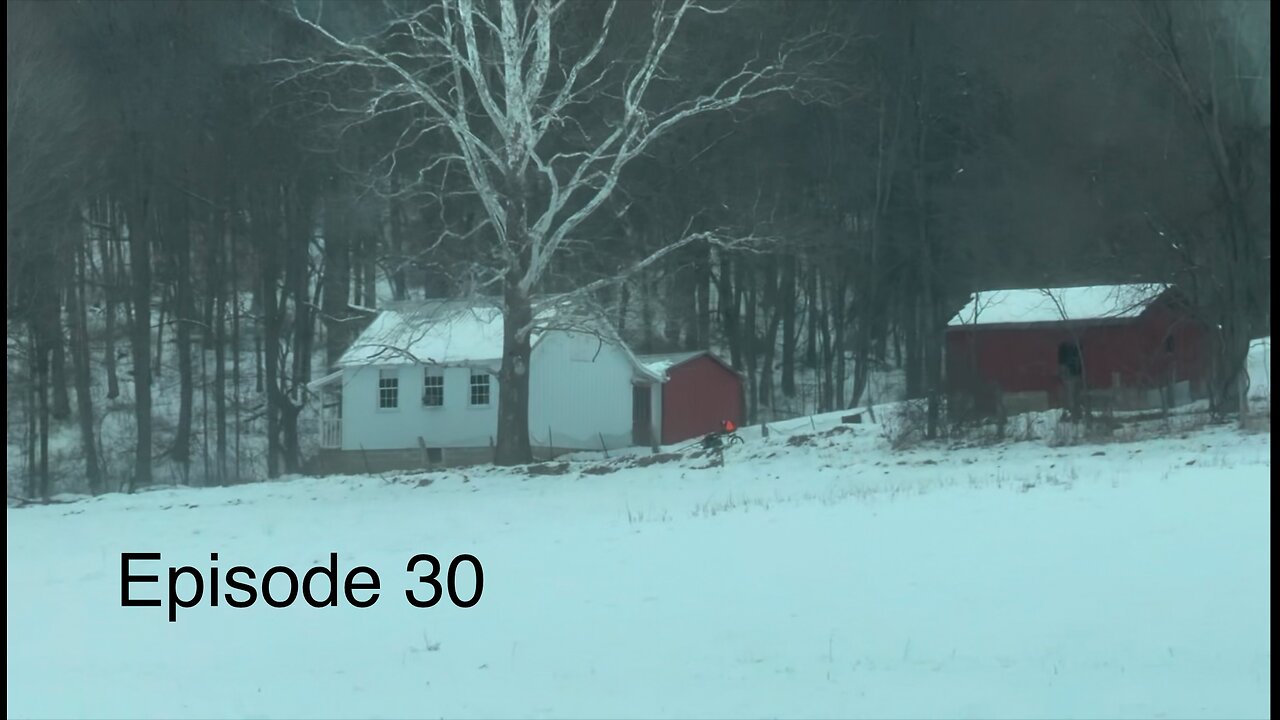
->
(632, 385), (652, 447)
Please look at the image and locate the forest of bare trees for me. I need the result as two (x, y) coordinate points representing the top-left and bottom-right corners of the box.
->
(6, 0), (1270, 498)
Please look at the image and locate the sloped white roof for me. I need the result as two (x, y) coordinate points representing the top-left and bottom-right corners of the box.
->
(338, 301), (663, 383)
(948, 283), (1168, 327)
(338, 301), (531, 367)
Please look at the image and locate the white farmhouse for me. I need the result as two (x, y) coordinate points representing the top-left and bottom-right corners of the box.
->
(307, 300), (664, 472)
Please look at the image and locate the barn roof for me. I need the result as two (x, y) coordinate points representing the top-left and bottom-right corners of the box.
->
(639, 351), (705, 376)
(638, 350), (740, 381)
(947, 284), (1169, 328)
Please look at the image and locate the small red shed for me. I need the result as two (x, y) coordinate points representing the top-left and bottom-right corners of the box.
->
(638, 351), (744, 445)
(945, 284), (1209, 416)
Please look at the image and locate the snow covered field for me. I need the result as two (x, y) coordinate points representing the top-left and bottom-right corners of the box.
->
(6, 416), (1271, 719)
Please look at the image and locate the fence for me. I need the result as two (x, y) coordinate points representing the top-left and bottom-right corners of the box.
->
(321, 418), (342, 449)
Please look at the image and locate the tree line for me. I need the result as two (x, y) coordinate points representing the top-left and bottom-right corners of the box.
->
(6, 0), (1269, 497)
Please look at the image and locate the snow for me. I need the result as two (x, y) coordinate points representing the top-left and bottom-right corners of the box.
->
(639, 350), (704, 378)
(948, 283), (1168, 327)
(6, 415), (1270, 719)
(306, 369), (343, 391)
(337, 300), (631, 369)
(338, 301), (516, 367)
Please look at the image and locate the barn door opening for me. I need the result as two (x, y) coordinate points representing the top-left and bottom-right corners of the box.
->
(1058, 340), (1084, 417)
(1057, 341), (1083, 378)
(632, 384), (652, 447)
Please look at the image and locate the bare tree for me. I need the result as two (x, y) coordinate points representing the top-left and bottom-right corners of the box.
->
(70, 220), (104, 494)
(1132, 0), (1270, 423)
(285, 0), (832, 464)
(7, 0), (91, 498)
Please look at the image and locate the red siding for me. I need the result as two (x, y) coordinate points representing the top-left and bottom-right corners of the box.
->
(946, 296), (1209, 413)
(660, 355), (744, 445)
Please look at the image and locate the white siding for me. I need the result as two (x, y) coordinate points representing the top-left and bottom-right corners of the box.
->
(341, 364), (500, 451)
(339, 330), (644, 453)
(530, 331), (636, 451)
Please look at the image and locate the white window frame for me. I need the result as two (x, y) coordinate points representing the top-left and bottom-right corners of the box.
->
(422, 370), (445, 408)
(469, 372), (491, 407)
(377, 369), (399, 411)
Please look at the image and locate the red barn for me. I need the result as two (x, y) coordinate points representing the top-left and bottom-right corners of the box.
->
(945, 284), (1210, 417)
(637, 351), (744, 446)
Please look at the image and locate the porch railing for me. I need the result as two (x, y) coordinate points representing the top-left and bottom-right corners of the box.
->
(321, 418), (342, 449)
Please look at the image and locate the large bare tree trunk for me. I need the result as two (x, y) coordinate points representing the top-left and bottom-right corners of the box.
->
(495, 169), (534, 466)
(496, 280), (534, 465)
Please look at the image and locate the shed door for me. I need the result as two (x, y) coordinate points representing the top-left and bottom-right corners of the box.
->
(632, 384), (652, 447)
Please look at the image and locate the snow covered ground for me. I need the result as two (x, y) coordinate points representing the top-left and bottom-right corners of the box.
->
(6, 414), (1271, 719)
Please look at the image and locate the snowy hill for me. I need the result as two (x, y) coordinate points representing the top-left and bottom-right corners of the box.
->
(6, 416), (1271, 719)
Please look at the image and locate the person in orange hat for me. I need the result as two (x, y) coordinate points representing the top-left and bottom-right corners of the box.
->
(700, 419), (742, 467)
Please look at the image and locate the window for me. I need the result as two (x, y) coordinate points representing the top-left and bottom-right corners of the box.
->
(1164, 335), (1176, 353)
(378, 369), (399, 409)
(423, 371), (444, 407)
(469, 373), (491, 406)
